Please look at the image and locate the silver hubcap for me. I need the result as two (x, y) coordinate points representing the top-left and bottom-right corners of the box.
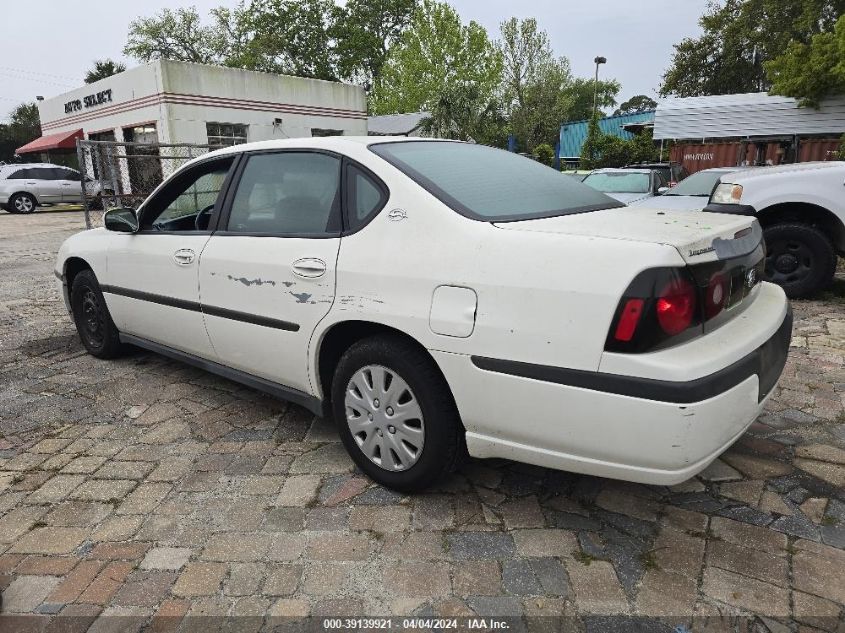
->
(15, 196), (33, 212)
(345, 365), (424, 472)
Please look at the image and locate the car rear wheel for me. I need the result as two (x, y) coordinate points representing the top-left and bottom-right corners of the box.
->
(331, 335), (463, 492)
(70, 269), (125, 359)
(10, 192), (36, 214)
(763, 223), (836, 299)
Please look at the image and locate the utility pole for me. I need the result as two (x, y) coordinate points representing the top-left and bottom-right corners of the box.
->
(592, 56), (607, 120)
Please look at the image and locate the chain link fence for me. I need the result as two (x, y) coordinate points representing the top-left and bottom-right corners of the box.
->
(76, 140), (215, 229)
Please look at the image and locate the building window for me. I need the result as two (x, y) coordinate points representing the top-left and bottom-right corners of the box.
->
(311, 128), (344, 137)
(207, 123), (248, 148)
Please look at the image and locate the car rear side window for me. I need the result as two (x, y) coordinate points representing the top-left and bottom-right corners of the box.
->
(226, 152), (342, 235)
(7, 168), (31, 179)
(346, 163), (387, 230)
(370, 141), (620, 221)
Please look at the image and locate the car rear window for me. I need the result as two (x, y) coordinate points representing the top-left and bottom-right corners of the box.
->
(370, 141), (621, 221)
(583, 172), (651, 194)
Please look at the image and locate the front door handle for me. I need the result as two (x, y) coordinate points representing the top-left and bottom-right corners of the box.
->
(173, 249), (195, 265)
(291, 257), (326, 278)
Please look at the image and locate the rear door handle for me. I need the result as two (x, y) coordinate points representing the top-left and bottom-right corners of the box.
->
(173, 249), (195, 265)
(291, 257), (326, 278)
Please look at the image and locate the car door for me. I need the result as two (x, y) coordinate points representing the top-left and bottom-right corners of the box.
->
(56, 168), (83, 202)
(198, 150), (344, 393)
(104, 155), (237, 359)
(30, 167), (64, 204)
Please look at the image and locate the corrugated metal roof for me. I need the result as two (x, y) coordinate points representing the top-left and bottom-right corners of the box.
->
(559, 111), (655, 159)
(653, 92), (845, 140)
(367, 112), (430, 136)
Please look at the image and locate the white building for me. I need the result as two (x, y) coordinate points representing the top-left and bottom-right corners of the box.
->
(23, 59), (367, 157)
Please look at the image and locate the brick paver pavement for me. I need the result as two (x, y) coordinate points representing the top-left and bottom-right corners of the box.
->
(1, 211), (844, 629)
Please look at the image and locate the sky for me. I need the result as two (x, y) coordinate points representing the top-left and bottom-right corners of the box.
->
(0, 0), (710, 121)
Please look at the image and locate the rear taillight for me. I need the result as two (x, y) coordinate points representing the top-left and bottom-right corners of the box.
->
(614, 299), (644, 341)
(704, 272), (728, 319)
(605, 267), (701, 353)
(606, 242), (765, 354)
(656, 278), (696, 335)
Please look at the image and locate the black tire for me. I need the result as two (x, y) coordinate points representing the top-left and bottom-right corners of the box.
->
(763, 223), (837, 299)
(331, 334), (463, 492)
(9, 192), (36, 214)
(70, 269), (125, 359)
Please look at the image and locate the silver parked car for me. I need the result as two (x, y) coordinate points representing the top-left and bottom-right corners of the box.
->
(629, 167), (744, 212)
(581, 167), (669, 204)
(0, 163), (101, 214)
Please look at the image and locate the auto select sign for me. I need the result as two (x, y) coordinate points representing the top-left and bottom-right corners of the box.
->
(64, 89), (113, 114)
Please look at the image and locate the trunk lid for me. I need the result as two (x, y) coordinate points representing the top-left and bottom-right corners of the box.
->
(494, 206), (760, 265)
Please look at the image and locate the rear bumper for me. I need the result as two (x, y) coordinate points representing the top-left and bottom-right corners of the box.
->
(704, 202), (757, 215)
(434, 305), (791, 485)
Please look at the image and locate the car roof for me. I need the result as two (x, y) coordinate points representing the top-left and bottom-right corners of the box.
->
(181, 136), (465, 171)
(590, 167), (653, 174)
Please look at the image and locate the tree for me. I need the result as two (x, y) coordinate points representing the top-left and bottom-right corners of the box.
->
(580, 114), (603, 169)
(334, 0), (418, 91)
(124, 6), (231, 64)
(85, 59), (127, 84)
(613, 94), (657, 116)
(369, 0), (502, 117)
(498, 18), (572, 151)
(766, 14), (845, 106)
(0, 103), (41, 162)
(563, 77), (620, 120)
(533, 143), (554, 166)
(660, 0), (845, 98)
(419, 82), (506, 145)
(236, 0), (341, 80)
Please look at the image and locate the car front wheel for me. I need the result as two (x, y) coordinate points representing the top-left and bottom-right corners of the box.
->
(10, 192), (36, 214)
(763, 223), (836, 299)
(70, 269), (125, 359)
(331, 335), (463, 492)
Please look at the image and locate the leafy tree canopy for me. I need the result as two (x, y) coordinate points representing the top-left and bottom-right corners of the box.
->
(124, 6), (232, 65)
(85, 59), (127, 84)
(613, 94), (657, 116)
(125, 1), (418, 87)
(660, 0), (845, 98)
(369, 0), (502, 117)
(0, 103), (42, 163)
(766, 14), (845, 106)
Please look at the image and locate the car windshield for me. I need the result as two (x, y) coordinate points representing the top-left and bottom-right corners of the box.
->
(583, 172), (650, 194)
(370, 141), (622, 221)
(663, 170), (728, 196)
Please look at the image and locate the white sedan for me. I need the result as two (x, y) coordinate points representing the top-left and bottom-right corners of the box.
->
(55, 137), (791, 491)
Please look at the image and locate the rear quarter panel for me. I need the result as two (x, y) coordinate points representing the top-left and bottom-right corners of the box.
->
(312, 150), (687, 394)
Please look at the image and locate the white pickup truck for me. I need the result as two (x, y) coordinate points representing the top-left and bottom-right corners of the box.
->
(704, 161), (845, 298)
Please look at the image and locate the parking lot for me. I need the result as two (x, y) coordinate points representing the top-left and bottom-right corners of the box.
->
(1, 210), (844, 629)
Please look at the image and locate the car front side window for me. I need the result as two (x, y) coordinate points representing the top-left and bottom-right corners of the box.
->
(139, 158), (234, 232)
(225, 152), (341, 236)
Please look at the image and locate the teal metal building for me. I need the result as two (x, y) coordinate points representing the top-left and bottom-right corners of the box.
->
(559, 110), (655, 162)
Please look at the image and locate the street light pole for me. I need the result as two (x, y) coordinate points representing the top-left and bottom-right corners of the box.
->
(592, 56), (607, 120)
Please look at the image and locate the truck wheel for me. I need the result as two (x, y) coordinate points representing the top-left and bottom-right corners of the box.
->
(10, 192), (36, 214)
(763, 223), (836, 298)
(70, 269), (125, 359)
(331, 334), (463, 492)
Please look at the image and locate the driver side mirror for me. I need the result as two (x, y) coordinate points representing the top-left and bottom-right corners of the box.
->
(104, 208), (139, 233)
(656, 186), (670, 195)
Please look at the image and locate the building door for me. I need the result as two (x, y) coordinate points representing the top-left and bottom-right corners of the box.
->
(123, 124), (163, 197)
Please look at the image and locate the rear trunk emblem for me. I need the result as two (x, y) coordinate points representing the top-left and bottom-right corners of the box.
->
(745, 268), (757, 288)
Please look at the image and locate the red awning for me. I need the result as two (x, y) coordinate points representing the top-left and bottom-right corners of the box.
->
(16, 129), (83, 155)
